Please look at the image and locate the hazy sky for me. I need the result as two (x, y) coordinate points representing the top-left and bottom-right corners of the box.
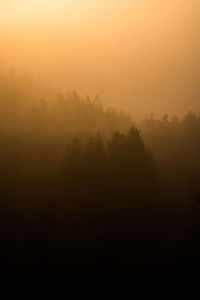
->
(0, 0), (200, 118)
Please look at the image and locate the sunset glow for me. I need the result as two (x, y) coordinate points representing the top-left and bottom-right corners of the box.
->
(0, 1), (199, 116)
(1, 0), (200, 283)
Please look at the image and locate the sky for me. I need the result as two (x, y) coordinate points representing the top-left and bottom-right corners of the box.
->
(0, 0), (200, 118)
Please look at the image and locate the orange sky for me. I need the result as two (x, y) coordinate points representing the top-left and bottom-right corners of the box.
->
(0, 0), (200, 118)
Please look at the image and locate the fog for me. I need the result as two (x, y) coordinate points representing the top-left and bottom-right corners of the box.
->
(1, 0), (200, 118)
(1, 1), (200, 283)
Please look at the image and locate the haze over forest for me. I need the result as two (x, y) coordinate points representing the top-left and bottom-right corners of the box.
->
(1, 0), (200, 118)
(1, 1), (200, 285)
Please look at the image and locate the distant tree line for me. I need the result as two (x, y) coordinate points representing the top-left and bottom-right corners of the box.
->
(0, 72), (131, 138)
(0, 72), (200, 272)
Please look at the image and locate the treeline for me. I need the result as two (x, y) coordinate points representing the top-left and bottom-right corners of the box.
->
(0, 72), (131, 138)
(59, 126), (157, 214)
(140, 112), (200, 260)
(141, 112), (200, 201)
(1, 72), (200, 276)
(0, 125), (159, 267)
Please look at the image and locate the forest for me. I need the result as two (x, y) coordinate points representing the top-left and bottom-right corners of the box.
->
(0, 73), (200, 281)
